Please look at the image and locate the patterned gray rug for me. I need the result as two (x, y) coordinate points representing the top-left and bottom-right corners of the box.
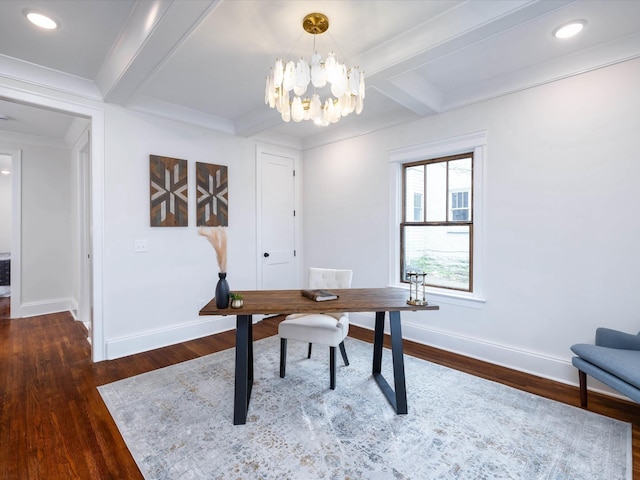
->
(98, 336), (631, 480)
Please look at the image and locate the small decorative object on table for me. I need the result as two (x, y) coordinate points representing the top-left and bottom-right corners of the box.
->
(198, 226), (230, 309)
(230, 292), (244, 309)
(301, 289), (338, 302)
(406, 271), (428, 306)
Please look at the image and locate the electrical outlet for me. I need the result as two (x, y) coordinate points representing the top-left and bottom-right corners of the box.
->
(134, 239), (148, 253)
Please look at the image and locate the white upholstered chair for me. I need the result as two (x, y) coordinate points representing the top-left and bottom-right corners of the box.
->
(278, 267), (353, 389)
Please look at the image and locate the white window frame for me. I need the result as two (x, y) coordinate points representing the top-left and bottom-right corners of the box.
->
(388, 131), (487, 309)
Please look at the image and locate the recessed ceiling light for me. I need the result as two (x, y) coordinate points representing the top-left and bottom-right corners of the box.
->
(0, 169), (11, 176)
(553, 20), (585, 39)
(24, 10), (58, 30)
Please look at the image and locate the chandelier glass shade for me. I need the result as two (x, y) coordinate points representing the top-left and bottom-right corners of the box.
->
(264, 13), (365, 126)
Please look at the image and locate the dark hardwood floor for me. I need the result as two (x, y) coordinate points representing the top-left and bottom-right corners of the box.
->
(0, 296), (8, 320)
(1, 306), (639, 479)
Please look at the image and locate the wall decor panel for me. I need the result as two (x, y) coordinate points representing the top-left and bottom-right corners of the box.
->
(196, 162), (228, 226)
(150, 155), (188, 227)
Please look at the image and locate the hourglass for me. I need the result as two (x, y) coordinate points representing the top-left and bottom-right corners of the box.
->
(406, 271), (428, 306)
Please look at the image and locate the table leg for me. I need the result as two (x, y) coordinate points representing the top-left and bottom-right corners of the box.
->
(372, 311), (385, 374)
(372, 310), (407, 414)
(234, 314), (253, 425)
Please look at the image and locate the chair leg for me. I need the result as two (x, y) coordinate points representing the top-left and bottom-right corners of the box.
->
(307, 343), (312, 359)
(280, 338), (287, 378)
(578, 370), (588, 408)
(338, 341), (349, 366)
(330, 346), (336, 390)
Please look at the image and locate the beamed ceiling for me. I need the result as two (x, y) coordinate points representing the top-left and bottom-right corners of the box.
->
(1, 0), (639, 149)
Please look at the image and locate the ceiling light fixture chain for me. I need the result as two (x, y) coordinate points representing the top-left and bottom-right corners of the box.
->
(265, 12), (365, 126)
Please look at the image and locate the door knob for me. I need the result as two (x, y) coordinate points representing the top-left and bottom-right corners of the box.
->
(263, 252), (270, 257)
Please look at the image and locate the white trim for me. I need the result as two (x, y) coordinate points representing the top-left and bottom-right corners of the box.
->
(73, 129), (92, 334)
(386, 282), (486, 310)
(388, 130), (488, 163)
(255, 148), (264, 288)
(0, 84), (106, 361)
(9, 149), (21, 318)
(69, 297), (78, 320)
(349, 312), (628, 400)
(0, 130), (67, 149)
(19, 298), (76, 318)
(89, 110), (105, 362)
(106, 315), (236, 360)
(388, 130), (487, 306)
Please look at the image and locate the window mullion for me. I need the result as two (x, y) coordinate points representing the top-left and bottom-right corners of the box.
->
(401, 166), (407, 222)
(423, 163), (427, 222)
(445, 161), (450, 222)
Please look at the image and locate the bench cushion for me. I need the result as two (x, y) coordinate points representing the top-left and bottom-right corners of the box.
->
(571, 343), (640, 390)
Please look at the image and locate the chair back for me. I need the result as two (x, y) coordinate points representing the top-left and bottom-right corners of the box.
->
(307, 268), (352, 321)
(308, 267), (353, 290)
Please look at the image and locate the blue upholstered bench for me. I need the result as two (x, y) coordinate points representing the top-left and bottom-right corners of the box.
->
(570, 327), (640, 407)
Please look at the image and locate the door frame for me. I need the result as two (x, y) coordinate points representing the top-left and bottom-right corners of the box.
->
(5, 148), (21, 318)
(76, 129), (92, 336)
(0, 84), (106, 362)
(255, 144), (303, 289)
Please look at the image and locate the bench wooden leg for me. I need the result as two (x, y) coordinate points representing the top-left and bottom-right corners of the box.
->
(578, 370), (588, 408)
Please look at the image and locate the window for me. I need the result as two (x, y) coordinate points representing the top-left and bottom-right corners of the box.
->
(401, 153), (473, 292)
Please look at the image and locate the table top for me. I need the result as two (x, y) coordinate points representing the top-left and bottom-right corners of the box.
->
(199, 287), (439, 316)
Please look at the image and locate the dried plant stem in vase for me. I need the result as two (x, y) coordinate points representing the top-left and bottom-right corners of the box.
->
(198, 226), (229, 308)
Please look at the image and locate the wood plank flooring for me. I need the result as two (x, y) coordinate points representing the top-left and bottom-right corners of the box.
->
(0, 296), (8, 320)
(1, 308), (639, 479)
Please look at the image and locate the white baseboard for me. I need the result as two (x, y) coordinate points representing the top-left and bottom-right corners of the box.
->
(20, 298), (75, 318)
(104, 310), (626, 401)
(69, 297), (78, 320)
(106, 314), (255, 360)
(350, 312), (626, 400)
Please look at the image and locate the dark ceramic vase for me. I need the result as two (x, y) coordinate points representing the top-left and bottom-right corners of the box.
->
(215, 272), (230, 309)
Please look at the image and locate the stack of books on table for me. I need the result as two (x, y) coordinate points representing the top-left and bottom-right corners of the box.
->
(300, 289), (339, 302)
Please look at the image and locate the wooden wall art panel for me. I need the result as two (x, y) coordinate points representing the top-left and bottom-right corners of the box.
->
(150, 155), (188, 227)
(196, 162), (228, 226)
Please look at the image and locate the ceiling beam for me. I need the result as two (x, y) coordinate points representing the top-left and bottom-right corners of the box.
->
(376, 73), (444, 116)
(96, 0), (221, 105)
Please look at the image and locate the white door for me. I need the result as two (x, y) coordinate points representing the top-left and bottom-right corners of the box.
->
(257, 147), (299, 289)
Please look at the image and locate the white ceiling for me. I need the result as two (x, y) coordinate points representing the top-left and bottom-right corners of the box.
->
(1, 0), (639, 149)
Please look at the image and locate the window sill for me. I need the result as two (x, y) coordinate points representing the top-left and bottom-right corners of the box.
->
(388, 283), (486, 310)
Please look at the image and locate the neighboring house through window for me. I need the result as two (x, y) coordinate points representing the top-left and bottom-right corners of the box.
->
(401, 153), (473, 292)
(413, 193), (423, 221)
(450, 190), (470, 221)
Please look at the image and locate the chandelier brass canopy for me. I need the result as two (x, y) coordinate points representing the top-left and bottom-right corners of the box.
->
(264, 13), (365, 126)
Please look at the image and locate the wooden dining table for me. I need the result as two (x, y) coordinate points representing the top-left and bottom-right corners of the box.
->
(199, 287), (439, 425)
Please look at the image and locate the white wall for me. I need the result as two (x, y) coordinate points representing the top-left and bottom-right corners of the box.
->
(0, 154), (10, 252)
(101, 105), (261, 358)
(20, 144), (73, 309)
(302, 57), (640, 389)
(1, 49), (637, 399)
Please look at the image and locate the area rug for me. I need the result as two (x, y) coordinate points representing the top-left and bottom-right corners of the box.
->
(98, 336), (631, 480)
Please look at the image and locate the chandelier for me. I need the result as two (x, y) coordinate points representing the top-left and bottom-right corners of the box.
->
(264, 13), (365, 126)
